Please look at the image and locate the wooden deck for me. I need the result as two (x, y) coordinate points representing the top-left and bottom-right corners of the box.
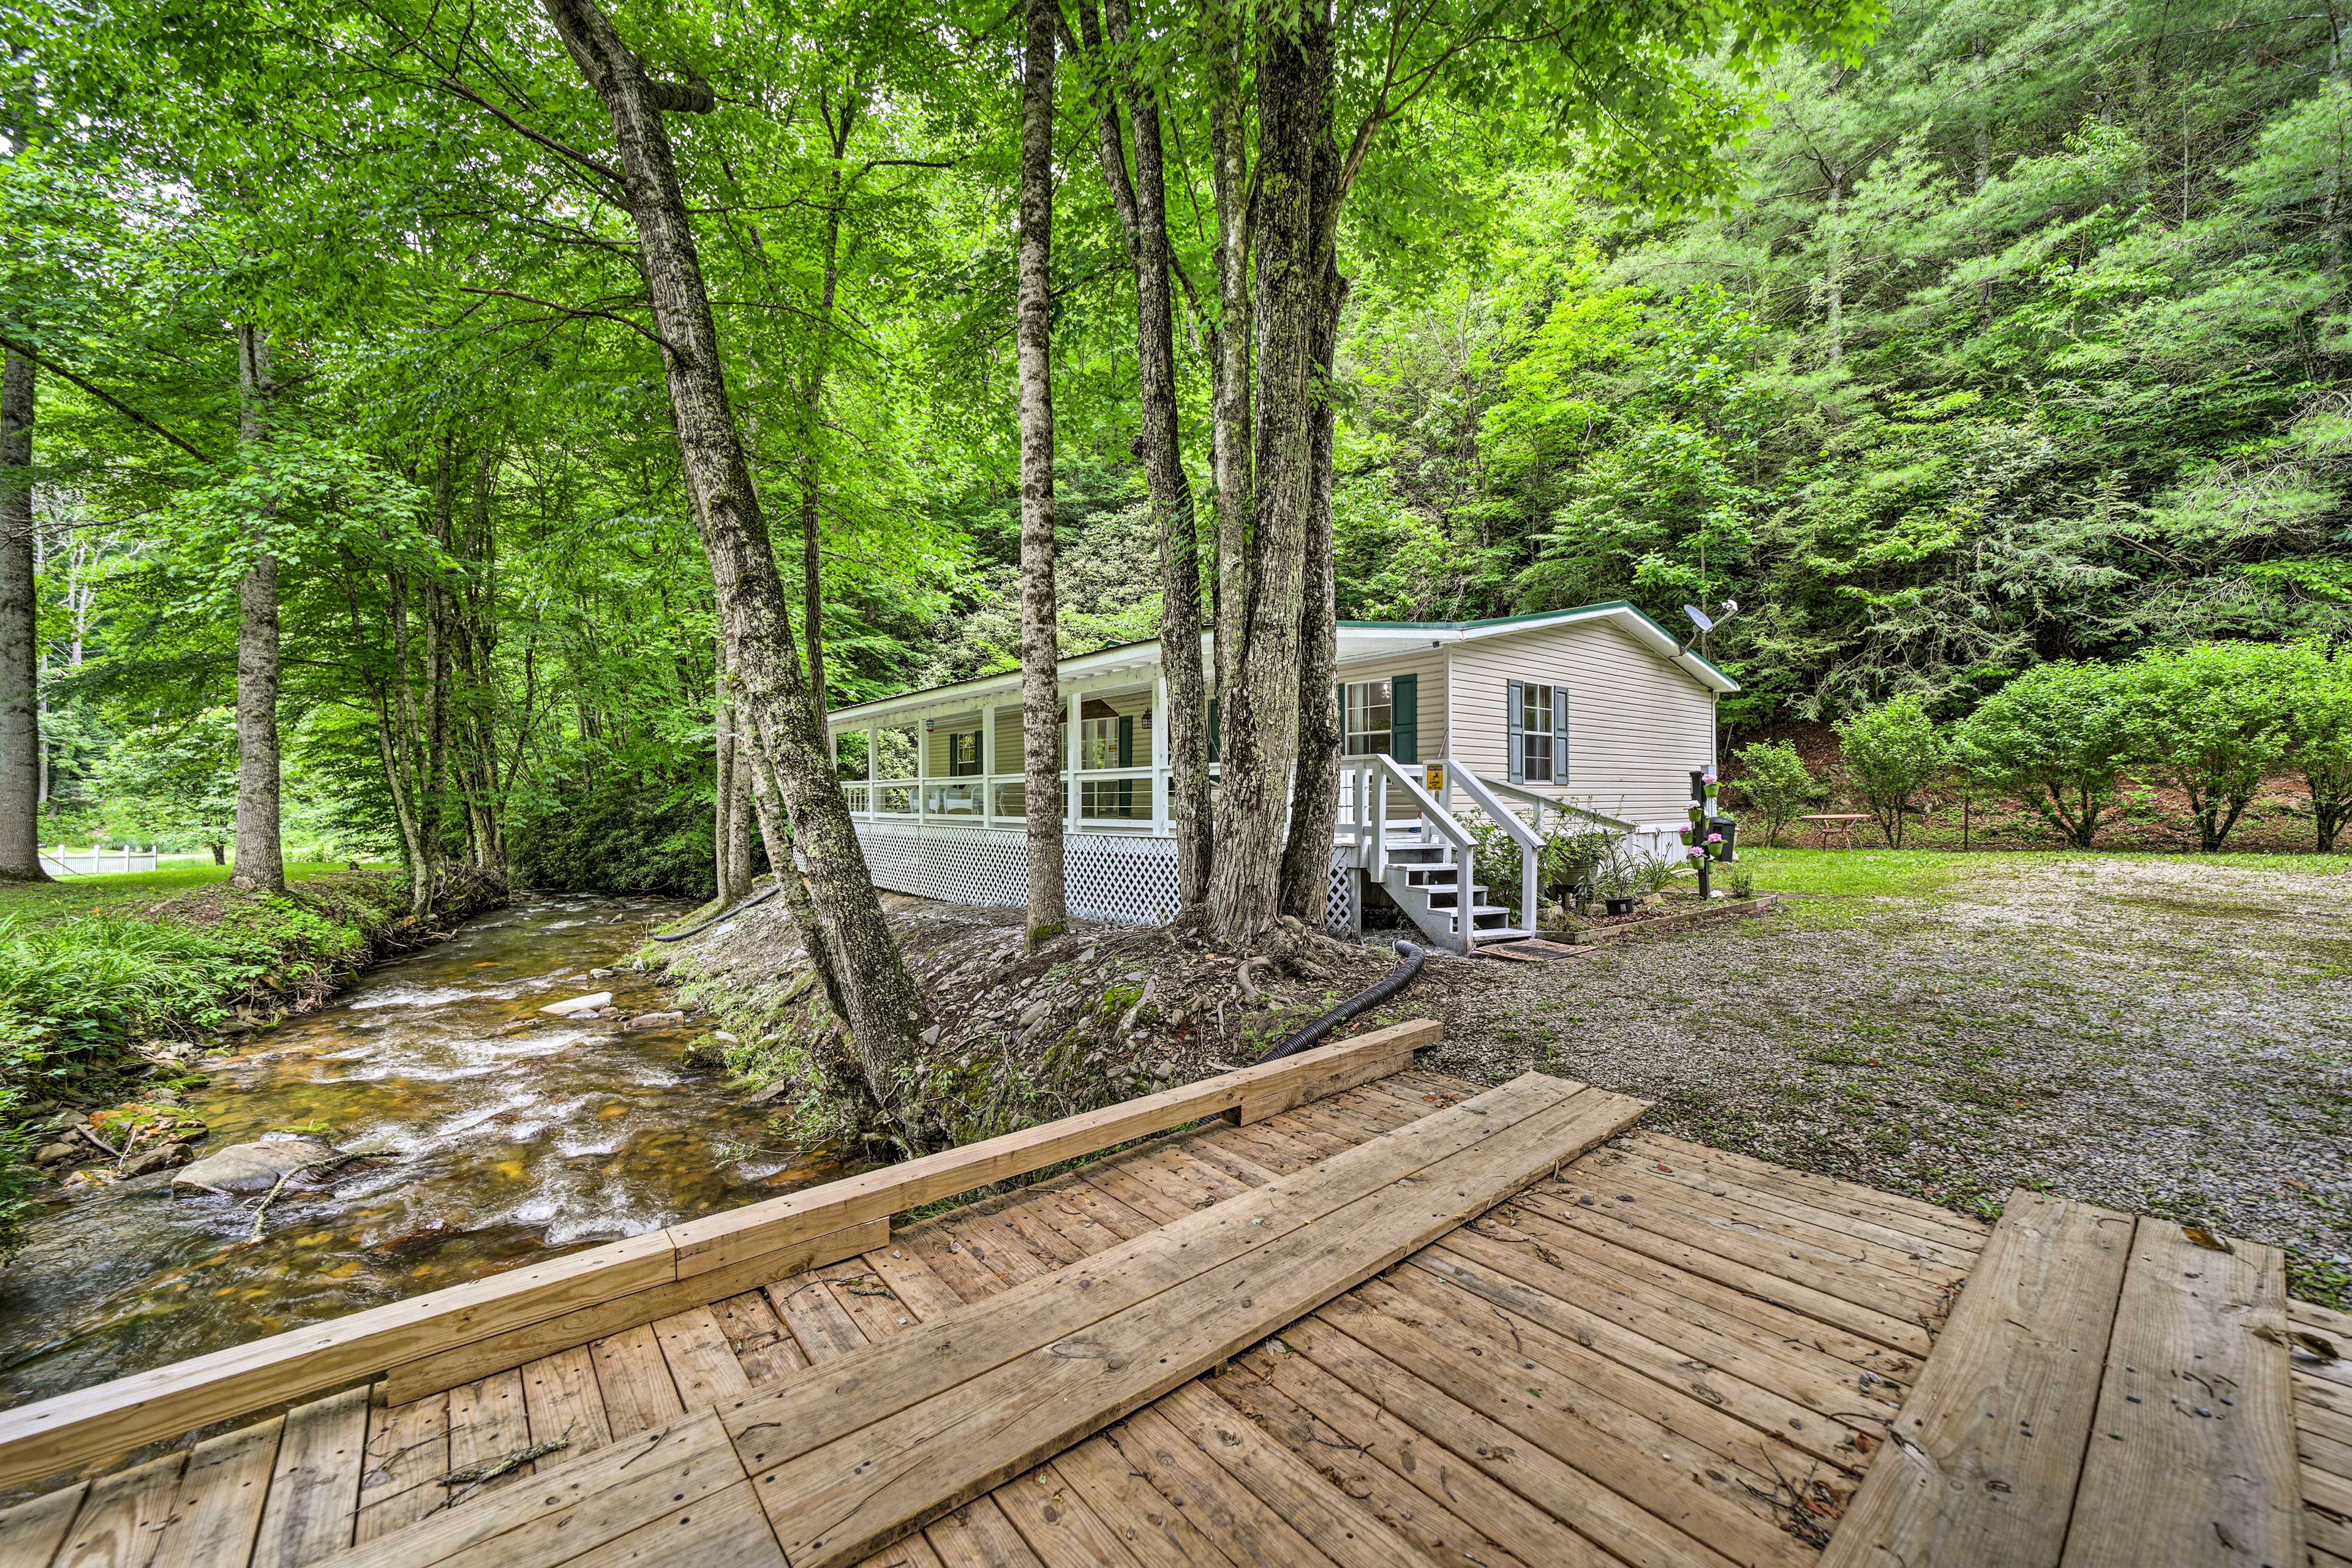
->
(0, 1029), (2338, 1568)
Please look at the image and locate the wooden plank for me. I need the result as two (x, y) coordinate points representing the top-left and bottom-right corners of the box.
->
(308, 1414), (742, 1568)
(1620, 1132), (1991, 1240)
(1432, 1221), (1909, 1424)
(741, 1080), (1646, 1568)
(720, 1074), (1589, 1464)
(709, 1292), (807, 1386)
(1570, 1163), (1967, 1319)
(447, 1373), (533, 1494)
(986, 1465), (1150, 1568)
(767, 1273), (869, 1362)
(1229, 1342), (1597, 1568)
(922, 1501), (1044, 1568)
(860, 1247), (968, 1324)
(1479, 1197), (1930, 1380)
(592, 1326), (687, 1439)
(358, 1397), (449, 1542)
(549, 1480), (782, 1568)
(1151, 1381), (1431, 1568)
(1615, 1135), (1989, 1264)
(152, 1417), (285, 1568)
(1281, 1313), (1740, 1568)
(1819, 1191), (2135, 1568)
(520, 1346), (613, 1457)
(0, 1483), (83, 1568)
(1406, 1241), (1874, 1469)
(53, 1453), (183, 1568)
(667, 1024), (1437, 1279)
(1103, 1408), (1341, 1568)
(1511, 1188), (1939, 1357)
(1327, 1278), (1819, 1568)
(252, 1385), (372, 1568)
(382, 1220), (882, 1404)
(2059, 1223), (2303, 1567)
(654, 1307), (756, 1409)
(0, 1231), (673, 1491)
(1043, 1441), (1235, 1568)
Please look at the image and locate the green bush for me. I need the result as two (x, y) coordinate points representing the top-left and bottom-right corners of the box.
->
(2118, 643), (2292, 853)
(1727, 740), (1822, 846)
(2265, 641), (2352, 853)
(508, 762), (728, 897)
(1953, 662), (2133, 848)
(1834, 696), (1948, 848)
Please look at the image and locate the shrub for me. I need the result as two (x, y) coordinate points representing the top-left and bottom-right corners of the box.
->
(2266, 641), (2352, 853)
(1953, 662), (2133, 848)
(1727, 740), (1821, 846)
(508, 763), (723, 896)
(2117, 643), (2291, 853)
(1834, 695), (1948, 848)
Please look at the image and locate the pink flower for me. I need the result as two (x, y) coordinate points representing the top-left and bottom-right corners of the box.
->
(1706, 833), (1723, 843)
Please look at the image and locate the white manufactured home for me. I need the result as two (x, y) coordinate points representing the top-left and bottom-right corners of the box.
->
(824, 600), (1737, 951)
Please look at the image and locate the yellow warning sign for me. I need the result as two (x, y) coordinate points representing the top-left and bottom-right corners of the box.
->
(1423, 762), (1446, 793)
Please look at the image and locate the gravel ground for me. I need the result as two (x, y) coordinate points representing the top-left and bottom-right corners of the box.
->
(1427, 856), (2352, 1305)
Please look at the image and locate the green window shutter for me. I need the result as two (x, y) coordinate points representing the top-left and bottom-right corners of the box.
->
(1117, 714), (1134, 767)
(1506, 680), (1525, 783)
(1208, 696), (1219, 761)
(1551, 686), (1570, 785)
(1392, 674), (1418, 763)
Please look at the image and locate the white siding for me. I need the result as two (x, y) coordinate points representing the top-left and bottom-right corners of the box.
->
(1443, 620), (1714, 824)
(1332, 646), (1448, 760)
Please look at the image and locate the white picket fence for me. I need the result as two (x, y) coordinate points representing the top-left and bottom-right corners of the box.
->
(38, 845), (160, 876)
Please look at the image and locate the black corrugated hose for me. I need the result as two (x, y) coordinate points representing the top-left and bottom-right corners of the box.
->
(1254, 939), (1431, 1065)
(650, 883), (782, 942)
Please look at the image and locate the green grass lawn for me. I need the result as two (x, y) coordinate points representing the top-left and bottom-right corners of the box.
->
(0, 862), (393, 928)
(1734, 845), (2350, 899)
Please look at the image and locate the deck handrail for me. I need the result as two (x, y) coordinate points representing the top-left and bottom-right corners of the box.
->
(0, 1020), (1440, 1491)
(1470, 774), (1638, 834)
(1368, 756), (1480, 953)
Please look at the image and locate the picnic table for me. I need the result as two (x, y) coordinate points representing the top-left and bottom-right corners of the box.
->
(1798, 812), (1872, 848)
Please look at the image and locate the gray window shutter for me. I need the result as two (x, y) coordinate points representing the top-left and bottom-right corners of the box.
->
(1552, 685), (1570, 785)
(1506, 680), (1524, 783)
(1392, 674), (1418, 762)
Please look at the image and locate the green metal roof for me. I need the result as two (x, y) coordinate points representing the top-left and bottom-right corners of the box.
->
(1340, 599), (1738, 687)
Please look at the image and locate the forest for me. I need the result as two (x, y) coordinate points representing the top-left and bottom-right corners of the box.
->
(2, 0), (2348, 1100)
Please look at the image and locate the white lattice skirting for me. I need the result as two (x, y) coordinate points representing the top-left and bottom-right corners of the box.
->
(853, 823), (1357, 936)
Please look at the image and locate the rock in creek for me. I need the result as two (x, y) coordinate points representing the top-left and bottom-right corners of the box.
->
(119, 1143), (192, 1179)
(172, 1137), (344, 1196)
(621, 1010), (687, 1032)
(540, 991), (611, 1017)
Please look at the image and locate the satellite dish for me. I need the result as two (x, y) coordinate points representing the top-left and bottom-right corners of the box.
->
(1678, 600), (1741, 655)
(1682, 603), (1714, 634)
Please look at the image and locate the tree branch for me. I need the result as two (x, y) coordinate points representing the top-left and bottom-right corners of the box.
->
(454, 287), (676, 353)
(0, 336), (215, 464)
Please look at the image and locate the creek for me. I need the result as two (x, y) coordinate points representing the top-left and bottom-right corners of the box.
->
(0, 892), (838, 1409)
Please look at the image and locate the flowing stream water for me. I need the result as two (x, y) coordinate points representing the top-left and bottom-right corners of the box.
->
(0, 892), (839, 1409)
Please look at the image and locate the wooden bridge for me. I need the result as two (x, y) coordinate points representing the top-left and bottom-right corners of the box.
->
(0, 1022), (2339, 1567)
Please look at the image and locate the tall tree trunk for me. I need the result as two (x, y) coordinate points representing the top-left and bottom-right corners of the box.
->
(414, 439), (455, 914)
(1083, 0), (1212, 911)
(715, 636), (739, 905)
(541, 0), (928, 1138)
(1017, 0), (1067, 948)
(1207, 2), (1252, 701)
(1278, 267), (1347, 922)
(0, 349), (44, 881)
(718, 642), (753, 901)
(230, 323), (285, 892)
(1208, 0), (1326, 948)
(1822, 164), (1845, 366)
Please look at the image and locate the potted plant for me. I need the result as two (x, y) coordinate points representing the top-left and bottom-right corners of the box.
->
(1595, 848), (1638, 916)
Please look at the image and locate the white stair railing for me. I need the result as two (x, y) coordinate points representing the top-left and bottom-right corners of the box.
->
(1368, 755), (1480, 954)
(1446, 766), (1544, 929)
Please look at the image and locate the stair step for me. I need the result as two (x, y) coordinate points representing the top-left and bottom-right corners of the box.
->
(1471, 927), (1538, 944)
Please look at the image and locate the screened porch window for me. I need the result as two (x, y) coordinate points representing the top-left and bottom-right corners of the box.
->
(1521, 685), (1555, 783)
(946, 731), (982, 777)
(1343, 679), (1393, 756)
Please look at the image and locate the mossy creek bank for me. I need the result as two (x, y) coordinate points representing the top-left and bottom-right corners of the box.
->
(649, 893), (1457, 1152)
(0, 888), (843, 1410)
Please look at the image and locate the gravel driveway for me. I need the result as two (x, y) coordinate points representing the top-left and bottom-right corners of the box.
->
(1428, 855), (2352, 1304)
